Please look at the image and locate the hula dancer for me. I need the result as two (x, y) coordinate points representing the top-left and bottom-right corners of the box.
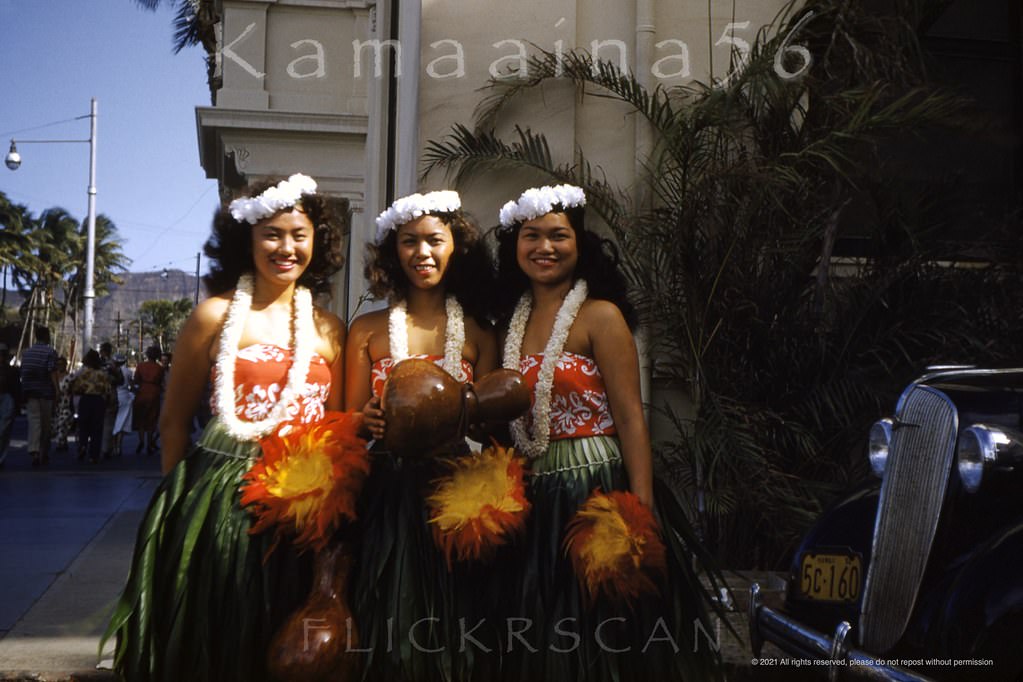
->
(103, 174), (353, 681)
(344, 190), (499, 681)
(496, 184), (721, 682)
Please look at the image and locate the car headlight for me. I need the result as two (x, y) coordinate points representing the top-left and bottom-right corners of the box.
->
(957, 424), (1023, 493)
(868, 418), (893, 478)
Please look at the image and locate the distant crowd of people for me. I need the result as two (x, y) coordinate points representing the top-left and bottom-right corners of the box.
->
(0, 325), (173, 467)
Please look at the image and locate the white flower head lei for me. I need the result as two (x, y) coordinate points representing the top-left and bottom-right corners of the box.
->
(214, 273), (315, 440)
(503, 279), (589, 458)
(375, 190), (462, 243)
(228, 174), (318, 225)
(498, 184), (586, 229)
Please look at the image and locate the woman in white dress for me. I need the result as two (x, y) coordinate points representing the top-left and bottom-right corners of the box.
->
(112, 355), (134, 456)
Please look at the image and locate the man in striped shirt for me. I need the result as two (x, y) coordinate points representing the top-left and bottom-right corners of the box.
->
(20, 325), (58, 466)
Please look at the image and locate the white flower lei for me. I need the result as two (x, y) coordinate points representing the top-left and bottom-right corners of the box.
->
(213, 273), (315, 441)
(228, 174), (318, 225)
(498, 184), (586, 229)
(388, 295), (465, 379)
(502, 279), (589, 458)
(375, 190), (461, 243)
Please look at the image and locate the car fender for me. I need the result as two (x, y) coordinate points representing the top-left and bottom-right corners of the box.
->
(924, 521), (1023, 678)
(783, 482), (880, 633)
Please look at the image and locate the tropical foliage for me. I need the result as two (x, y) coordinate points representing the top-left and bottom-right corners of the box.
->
(130, 0), (219, 89)
(423, 0), (1023, 568)
(0, 193), (32, 313)
(0, 191), (130, 360)
(138, 297), (192, 351)
(130, 0), (217, 54)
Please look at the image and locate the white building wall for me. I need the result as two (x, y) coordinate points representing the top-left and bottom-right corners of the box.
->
(413, 0), (793, 229)
(196, 0), (794, 324)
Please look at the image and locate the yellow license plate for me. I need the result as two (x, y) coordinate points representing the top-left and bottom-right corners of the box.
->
(799, 553), (862, 602)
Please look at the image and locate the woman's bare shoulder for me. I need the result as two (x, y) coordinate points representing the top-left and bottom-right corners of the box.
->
(313, 304), (346, 335)
(190, 293), (232, 329)
(465, 314), (495, 341)
(349, 308), (388, 337)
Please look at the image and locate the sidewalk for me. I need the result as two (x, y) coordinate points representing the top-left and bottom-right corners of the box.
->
(0, 416), (161, 681)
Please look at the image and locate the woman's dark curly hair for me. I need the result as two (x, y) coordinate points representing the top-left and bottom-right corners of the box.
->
(203, 177), (350, 296)
(494, 204), (636, 329)
(365, 210), (495, 323)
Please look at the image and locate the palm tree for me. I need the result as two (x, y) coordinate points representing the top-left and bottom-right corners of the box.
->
(5, 206), (129, 360)
(60, 214), (131, 354)
(0, 192), (33, 313)
(138, 298), (192, 351)
(130, 0), (219, 92)
(422, 0), (1023, 568)
(130, 0), (217, 54)
(12, 208), (81, 354)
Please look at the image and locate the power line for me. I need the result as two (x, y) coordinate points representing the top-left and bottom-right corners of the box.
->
(132, 185), (216, 261)
(0, 115), (87, 138)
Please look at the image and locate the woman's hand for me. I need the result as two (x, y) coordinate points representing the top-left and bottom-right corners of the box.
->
(361, 395), (386, 441)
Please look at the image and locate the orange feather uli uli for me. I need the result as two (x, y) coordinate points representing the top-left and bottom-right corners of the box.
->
(427, 444), (530, 567)
(241, 412), (369, 552)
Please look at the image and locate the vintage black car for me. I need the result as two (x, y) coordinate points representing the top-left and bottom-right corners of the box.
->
(749, 367), (1023, 681)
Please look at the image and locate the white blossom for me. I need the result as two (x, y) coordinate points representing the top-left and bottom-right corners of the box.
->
(389, 295), (466, 379)
(228, 174), (318, 225)
(502, 279), (589, 458)
(498, 184), (586, 228)
(375, 190), (462, 242)
(213, 274), (315, 441)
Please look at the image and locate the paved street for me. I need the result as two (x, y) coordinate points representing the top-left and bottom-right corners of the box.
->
(0, 415), (162, 680)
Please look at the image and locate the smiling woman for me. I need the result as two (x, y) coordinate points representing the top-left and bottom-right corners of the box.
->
(492, 184), (719, 681)
(343, 190), (500, 681)
(101, 174), (356, 682)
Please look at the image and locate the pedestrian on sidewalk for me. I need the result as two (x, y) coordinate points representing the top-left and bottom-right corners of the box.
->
(71, 349), (114, 464)
(54, 357), (74, 452)
(99, 342), (123, 458)
(112, 354), (134, 457)
(20, 325), (58, 467)
(0, 343), (22, 468)
(131, 346), (164, 455)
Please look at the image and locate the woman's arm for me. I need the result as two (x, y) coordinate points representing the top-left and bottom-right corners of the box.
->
(158, 297), (226, 474)
(587, 301), (654, 507)
(468, 317), (499, 377)
(315, 307), (347, 411)
(464, 319), (504, 443)
(343, 313), (383, 439)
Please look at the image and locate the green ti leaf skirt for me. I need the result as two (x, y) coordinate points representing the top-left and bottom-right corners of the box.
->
(100, 419), (313, 682)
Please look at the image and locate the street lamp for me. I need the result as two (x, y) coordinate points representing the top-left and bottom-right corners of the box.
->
(5, 98), (98, 354)
(4, 141), (21, 170)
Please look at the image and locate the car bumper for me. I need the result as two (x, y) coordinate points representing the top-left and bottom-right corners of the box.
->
(749, 583), (935, 682)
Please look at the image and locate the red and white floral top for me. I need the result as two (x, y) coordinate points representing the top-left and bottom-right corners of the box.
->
(519, 352), (617, 440)
(371, 355), (474, 398)
(213, 343), (331, 424)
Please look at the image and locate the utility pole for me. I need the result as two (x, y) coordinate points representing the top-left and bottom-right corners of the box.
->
(194, 252), (201, 305)
(115, 311), (122, 350)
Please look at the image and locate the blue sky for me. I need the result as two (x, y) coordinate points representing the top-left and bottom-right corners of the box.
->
(0, 0), (220, 276)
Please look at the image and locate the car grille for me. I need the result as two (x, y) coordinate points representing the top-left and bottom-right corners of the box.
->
(858, 384), (957, 653)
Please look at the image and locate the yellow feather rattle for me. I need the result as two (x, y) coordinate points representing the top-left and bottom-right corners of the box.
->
(563, 489), (666, 606)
